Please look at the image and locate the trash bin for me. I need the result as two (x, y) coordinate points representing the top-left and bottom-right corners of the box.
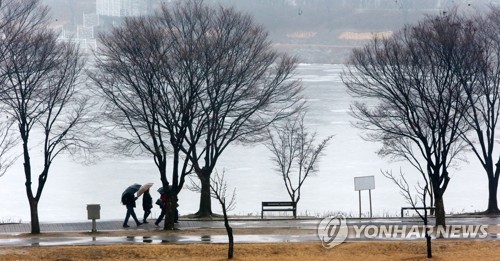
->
(86, 204), (100, 232)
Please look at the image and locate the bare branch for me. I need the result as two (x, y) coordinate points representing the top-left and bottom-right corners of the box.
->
(0, 118), (18, 177)
(210, 170), (236, 212)
(266, 111), (332, 205)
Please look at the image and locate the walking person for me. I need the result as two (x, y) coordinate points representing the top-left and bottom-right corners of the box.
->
(155, 187), (179, 226)
(154, 191), (168, 226)
(122, 192), (142, 228)
(142, 189), (153, 223)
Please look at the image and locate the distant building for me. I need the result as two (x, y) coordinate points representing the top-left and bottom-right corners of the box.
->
(57, 11), (99, 54)
(96, 0), (153, 17)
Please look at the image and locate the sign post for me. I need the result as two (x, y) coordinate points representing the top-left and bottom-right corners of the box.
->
(354, 176), (375, 218)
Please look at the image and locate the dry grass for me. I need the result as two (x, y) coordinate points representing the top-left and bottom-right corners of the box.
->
(0, 241), (499, 260)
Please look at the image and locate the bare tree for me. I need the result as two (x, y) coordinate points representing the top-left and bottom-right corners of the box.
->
(90, 13), (193, 230)
(210, 170), (236, 259)
(266, 112), (332, 213)
(383, 169), (432, 258)
(157, 0), (302, 218)
(0, 0), (90, 234)
(342, 11), (481, 226)
(459, 7), (500, 214)
(190, 169), (236, 258)
(92, 0), (302, 223)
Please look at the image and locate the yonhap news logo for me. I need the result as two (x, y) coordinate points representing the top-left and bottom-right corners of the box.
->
(317, 215), (348, 249)
(317, 216), (489, 249)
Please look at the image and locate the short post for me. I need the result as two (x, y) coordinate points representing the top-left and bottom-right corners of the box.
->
(369, 189), (372, 218)
(358, 190), (362, 218)
(87, 204), (101, 232)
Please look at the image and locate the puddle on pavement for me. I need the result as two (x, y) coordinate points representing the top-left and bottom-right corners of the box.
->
(201, 235), (211, 242)
(143, 236), (152, 243)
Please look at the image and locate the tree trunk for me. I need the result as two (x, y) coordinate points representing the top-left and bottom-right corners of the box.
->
(172, 149), (179, 192)
(164, 203), (175, 230)
(29, 198), (40, 234)
(425, 231), (432, 258)
(163, 193), (175, 230)
(486, 174), (500, 214)
(434, 196), (446, 227)
(22, 139), (40, 234)
(196, 172), (212, 217)
(227, 225), (234, 259)
(423, 208), (432, 258)
(222, 204), (233, 259)
(293, 200), (298, 218)
(429, 187), (435, 216)
(158, 159), (175, 230)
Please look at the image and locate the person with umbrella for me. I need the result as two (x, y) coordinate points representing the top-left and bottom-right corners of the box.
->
(142, 189), (153, 223)
(154, 186), (179, 226)
(137, 183), (154, 223)
(154, 187), (168, 226)
(121, 183), (143, 228)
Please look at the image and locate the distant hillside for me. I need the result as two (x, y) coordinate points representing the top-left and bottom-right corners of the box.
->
(43, 0), (499, 63)
(219, 0), (494, 63)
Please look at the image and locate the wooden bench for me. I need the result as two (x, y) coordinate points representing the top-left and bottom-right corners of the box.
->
(261, 201), (296, 219)
(401, 207), (436, 218)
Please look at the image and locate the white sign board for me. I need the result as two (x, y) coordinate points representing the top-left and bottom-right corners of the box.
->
(354, 176), (375, 191)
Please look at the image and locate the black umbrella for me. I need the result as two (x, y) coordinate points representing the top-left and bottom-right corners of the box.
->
(122, 183), (142, 197)
(157, 185), (173, 195)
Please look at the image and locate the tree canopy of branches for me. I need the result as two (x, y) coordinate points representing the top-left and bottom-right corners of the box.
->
(92, 0), (302, 222)
(167, 1), (302, 217)
(90, 10), (185, 229)
(342, 11), (482, 226)
(460, 7), (500, 214)
(266, 112), (331, 210)
(0, 0), (89, 234)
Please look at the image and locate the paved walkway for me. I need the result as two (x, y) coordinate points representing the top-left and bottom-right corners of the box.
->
(0, 218), (324, 246)
(0, 217), (447, 234)
(0, 218), (323, 234)
(0, 217), (498, 246)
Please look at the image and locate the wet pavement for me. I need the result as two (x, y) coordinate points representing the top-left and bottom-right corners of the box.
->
(0, 216), (498, 246)
(0, 218), (323, 233)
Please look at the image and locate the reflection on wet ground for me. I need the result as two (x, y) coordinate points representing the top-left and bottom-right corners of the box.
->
(1, 233), (499, 247)
(0, 234), (320, 247)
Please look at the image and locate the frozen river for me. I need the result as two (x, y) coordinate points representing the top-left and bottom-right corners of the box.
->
(0, 64), (493, 223)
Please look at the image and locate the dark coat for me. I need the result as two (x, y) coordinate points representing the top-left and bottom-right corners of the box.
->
(156, 193), (168, 208)
(122, 193), (136, 208)
(142, 191), (153, 210)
